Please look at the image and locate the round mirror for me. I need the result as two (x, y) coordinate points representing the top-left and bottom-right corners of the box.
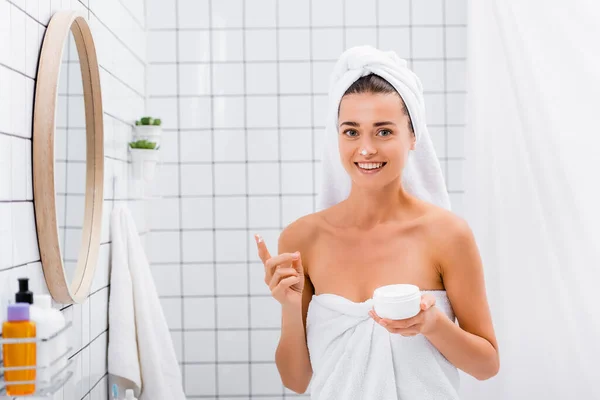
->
(33, 11), (104, 304)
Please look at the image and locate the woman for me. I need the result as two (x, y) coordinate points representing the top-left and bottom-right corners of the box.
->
(254, 47), (499, 400)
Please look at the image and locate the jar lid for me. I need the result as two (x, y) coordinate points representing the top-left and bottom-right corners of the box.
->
(373, 284), (420, 300)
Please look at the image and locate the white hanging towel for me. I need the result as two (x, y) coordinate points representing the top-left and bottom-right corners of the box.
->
(108, 206), (185, 400)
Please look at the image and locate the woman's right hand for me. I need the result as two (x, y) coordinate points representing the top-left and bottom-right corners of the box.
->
(254, 234), (305, 307)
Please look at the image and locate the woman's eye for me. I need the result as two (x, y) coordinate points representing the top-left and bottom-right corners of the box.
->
(344, 129), (358, 137)
(377, 129), (392, 137)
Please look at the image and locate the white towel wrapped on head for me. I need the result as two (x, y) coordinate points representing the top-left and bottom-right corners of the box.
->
(317, 45), (451, 210)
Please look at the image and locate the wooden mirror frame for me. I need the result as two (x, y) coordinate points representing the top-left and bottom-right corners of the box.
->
(33, 11), (104, 304)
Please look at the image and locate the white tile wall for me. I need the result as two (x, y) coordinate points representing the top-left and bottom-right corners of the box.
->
(0, 0), (147, 398)
(146, 0), (467, 398)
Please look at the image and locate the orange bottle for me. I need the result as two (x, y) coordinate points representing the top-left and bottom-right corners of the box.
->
(2, 303), (36, 395)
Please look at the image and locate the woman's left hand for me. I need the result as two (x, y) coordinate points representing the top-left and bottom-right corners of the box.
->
(369, 293), (441, 337)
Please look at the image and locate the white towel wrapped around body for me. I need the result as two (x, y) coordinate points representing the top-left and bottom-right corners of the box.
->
(306, 291), (460, 400)
(317, 45), (451, 211)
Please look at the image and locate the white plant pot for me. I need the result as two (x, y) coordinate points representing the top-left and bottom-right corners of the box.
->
(130, 148), (160, 182)
(133, 125), (162, 146)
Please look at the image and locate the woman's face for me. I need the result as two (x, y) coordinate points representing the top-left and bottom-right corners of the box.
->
(337, 92), (415, 190)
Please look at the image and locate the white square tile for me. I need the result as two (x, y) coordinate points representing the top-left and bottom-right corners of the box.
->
(249, 261), (270, 295)
(246, 96), (278, 128)
(179, 64), (211, 96)
(278, 1), (309, 27)
(311, 0), (343, 27)
(312, 29), (343, 61)
(251, 330), (280, 361)
(214, 164), (246, 195)
(215, 196), (247, 229)
(90, 289), (108, 338)
(246, 63), (277, 94)
(65, 193), (85, 227)
(0, 3), (10, 67)
(212, 63), (244, 95)
(446, 27), (467, 58)
(11, 137), (29, 201)
(345, 28), (377, 49)
(345, 0), (376, 26)
(447, 93), (466, 125)
(154, 164), (179, 196)
(378, 0), (410, 26)
(446, 0), (468, 25)
(446, 60), (466, 92)
(447, 159), (464, 191)
(282, 196), (314, 226)
(159, 130), (178, 163)
(217, 330), (248, 362)
(278, 29), (310, 61)
(178, 0), (210, 29)
(449, 192), (465, 217)
(181, 164), (213, 196)
(0, 68), (12, 134)
(378, 28), (411, 59)
(182, 264), (215, 295)
(0, 203), (13, 269)
(180, 130), (212, 162)
(182, 231), (214, 262)
(217, 297), (248, 328)
(213, 96), (245, 128)
(178, 31), (211, 62)
(248, 196), (280, 228)
(148, 64), (177, 96)
(218, 364), (250, 395)
(10, 72), (27, 137)
(428, 127), (447, 158)
(424, 93), (446, 125)
(170, 330), (184, 362)
(311, 61), (334, 94)
(248, 163), (279, 195)
(184, 331), (216, 362)
(185, 365), (216, 396)
(280, 129), (312, 161)
(281, 162), (313, 194)
(147, 31), (176, 63)
(25, 16), (39, 78)
(279, 63), (311, 94)
(67, 129), (86, 162)
(179, 97), (213, 129)
(11, 202), (39, 265)
(247, 129), (279, 161)
(250, 296), (281, 328)
(251, 363), (283, 395)
(146, 0), (176, 29)
(245, 0), (276, 27)
(211, 0), (243, 27)
(214, 129), (246, 161)
(181, 197), (213, 229)
(412, 60), (445, 92)
(147, 98), (178, 129)
(184, 297), (215, 329)
(150, 264), (181, 296)
(10, 5), (26, 72)
(412, 0), (443, 25)
(159, 298), (182, 329)
(216, 263), (248, 295)
(245, 29), (277, 61)
(412, 27), (444, 59)
(280, 96), (311, 128)
(150, 197), (180, 230)
(215, 230), (248, 262)
(147, 231), (180, 263)
(447, 127), (465, 158)
(212, 30), (244, 62)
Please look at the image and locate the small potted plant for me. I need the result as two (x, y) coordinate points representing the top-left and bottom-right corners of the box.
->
(129, 139), (160, 182)
(134, 116), (162, 146)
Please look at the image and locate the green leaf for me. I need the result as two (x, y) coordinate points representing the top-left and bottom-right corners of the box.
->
(129, 139), (158, 149)
(152, 118), (162, 126)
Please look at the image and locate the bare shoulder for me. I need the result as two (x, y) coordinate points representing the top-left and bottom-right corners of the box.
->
(277, 212), (323, 255)
(420, 203), (475, 249)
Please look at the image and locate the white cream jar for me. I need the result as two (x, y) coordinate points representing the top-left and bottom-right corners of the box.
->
(372, 284), (422, 320)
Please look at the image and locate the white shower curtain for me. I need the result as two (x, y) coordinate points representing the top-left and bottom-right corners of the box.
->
(462, 1), (600, 399)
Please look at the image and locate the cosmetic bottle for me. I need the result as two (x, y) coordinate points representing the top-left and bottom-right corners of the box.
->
(372, 284), (422, 320)
(2, 303), (37, 395)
